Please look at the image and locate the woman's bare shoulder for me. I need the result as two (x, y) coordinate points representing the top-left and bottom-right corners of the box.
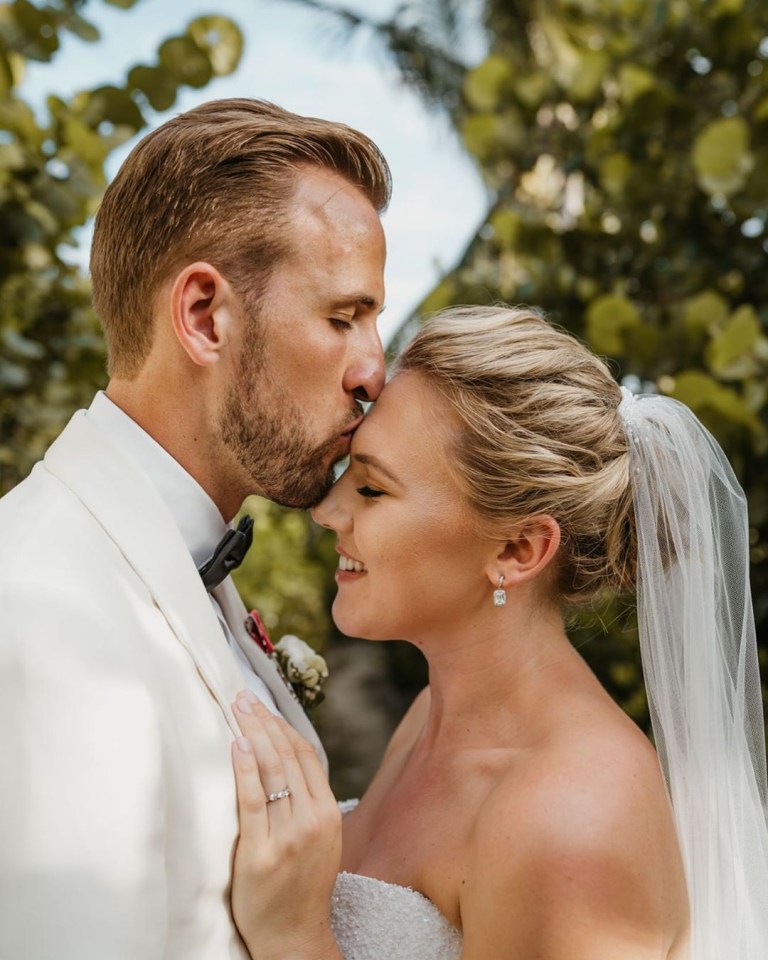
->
(459, 712), (686, 958)
(480, 706), (668, 857)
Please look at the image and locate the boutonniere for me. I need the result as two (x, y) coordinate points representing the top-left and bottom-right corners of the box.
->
(245, 610), (329, 710)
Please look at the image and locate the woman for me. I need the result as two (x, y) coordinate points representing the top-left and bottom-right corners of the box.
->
(229, 305), (768, 959)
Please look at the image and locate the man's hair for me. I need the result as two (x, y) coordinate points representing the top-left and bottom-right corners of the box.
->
(90, 98), (392, 379)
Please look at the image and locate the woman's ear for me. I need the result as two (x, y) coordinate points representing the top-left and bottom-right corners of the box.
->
(169, 262), (237, 366)
(486, 515), (561, 591)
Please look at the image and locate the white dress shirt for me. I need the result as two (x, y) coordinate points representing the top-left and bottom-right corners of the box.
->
(86, 391), (281, 715)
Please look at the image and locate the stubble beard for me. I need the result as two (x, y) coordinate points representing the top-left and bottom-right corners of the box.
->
(217, 312), (348, 509)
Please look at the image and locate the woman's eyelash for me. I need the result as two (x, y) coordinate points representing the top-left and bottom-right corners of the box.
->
(356, 486), (385, 498)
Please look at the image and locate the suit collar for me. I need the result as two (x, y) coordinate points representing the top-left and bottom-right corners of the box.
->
(87, 391), (228, 569)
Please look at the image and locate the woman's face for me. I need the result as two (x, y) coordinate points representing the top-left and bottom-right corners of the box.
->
(311, 371), (495, 643)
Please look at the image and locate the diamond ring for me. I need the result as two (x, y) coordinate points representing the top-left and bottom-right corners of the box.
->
(266, 786), (292, 803)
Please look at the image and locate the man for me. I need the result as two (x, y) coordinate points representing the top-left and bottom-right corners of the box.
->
(0, 98), (389, 958)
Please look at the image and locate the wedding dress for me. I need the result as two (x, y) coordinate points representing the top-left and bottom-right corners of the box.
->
(331, 801), (462, 960)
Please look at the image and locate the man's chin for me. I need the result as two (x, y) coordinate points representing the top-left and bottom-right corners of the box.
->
(264, 468), (335, 510)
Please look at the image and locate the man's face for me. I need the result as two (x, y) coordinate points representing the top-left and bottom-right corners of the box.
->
(218, 167), (387, 508)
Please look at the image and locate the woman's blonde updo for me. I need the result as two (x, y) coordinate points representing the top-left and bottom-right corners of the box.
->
(397, 305), (637, 607)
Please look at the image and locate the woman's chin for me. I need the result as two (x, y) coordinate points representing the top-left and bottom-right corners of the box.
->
(331, 605), (390, 643)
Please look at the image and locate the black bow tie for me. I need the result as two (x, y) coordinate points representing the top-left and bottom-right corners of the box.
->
(198, 515), (254, 591)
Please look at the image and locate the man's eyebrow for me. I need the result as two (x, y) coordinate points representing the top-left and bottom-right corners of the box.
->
(352, 452), (400, 484)
(330, 295), (386, 313)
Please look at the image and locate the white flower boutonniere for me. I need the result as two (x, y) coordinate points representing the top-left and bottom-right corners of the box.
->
(275, 635), (329, 709)
(245, 610), (329, 710)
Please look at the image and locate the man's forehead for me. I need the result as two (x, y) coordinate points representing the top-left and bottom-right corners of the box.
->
(290, 168), (378, 225)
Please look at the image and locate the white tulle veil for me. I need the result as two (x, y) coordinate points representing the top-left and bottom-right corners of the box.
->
(618, 386), (768, 958)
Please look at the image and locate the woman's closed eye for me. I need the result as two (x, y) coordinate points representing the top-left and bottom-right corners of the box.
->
(356, 485), (385, 499)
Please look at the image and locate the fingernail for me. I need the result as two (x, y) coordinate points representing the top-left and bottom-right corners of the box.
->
(235, 697), (253, 714)
(236, 736), (252, 753)
(239, 689), (258, 703)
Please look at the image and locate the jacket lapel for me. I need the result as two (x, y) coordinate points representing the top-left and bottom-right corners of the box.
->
(42, 413), (243, 738)
(213, 578), (328, 773)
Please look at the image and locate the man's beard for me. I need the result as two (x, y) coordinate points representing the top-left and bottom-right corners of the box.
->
(218, 318), (355, 509)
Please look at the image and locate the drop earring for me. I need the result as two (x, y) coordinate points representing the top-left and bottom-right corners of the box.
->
(493, 574), (506, 607)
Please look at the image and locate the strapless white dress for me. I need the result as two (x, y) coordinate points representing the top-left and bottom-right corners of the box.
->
(331, 801), (462, 960)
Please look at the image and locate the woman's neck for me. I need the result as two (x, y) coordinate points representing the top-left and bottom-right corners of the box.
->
(411, 601), (586, 754)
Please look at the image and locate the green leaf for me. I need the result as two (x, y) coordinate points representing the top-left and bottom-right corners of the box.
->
(127, 64), (178, 112)
(669, 370), (761, 433)
(81, 85), (144, 132)
(618, 63), (655, 105)
(103, 0), (140, 7)
(691, 116), (753, 196)
(187, 16), (243, 77)
(585, 293), (641, 355)
(62, 114), (108, 168)
(461, 111), (523, 162)
(567, 49), (609, 102)
(705, 305), (761, 377)
(754, 96), (768, 123)
(0, 140), (26, 171)
(0, 48), (14, 97)
(11, 0), (59, 60)
(464, 54), (513, 112)
(158, 35), (212, 88)
(711, 0), (744, 14)
(681, 289), (729, 335)
(61, 11), (100, 44)
(512, 70), (553, 108)
(490, 209), (521, 249)
(0, 97), (45, 148)
(599, 152), (631, 196)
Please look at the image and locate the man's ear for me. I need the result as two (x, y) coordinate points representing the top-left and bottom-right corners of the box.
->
(486, 515), (561, 591)
(169, 262), (237, 367)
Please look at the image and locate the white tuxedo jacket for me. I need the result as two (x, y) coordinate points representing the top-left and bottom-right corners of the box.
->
(0, 411), (327, 959)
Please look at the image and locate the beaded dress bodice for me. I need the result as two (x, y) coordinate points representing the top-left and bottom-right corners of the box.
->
(331, 801), (462, 960)
(331, 871), (462, 960)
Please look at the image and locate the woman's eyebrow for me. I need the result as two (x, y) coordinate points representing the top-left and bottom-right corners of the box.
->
(351, 452), (400, 485)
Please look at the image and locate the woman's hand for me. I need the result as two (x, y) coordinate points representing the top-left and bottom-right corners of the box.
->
(231, 690), (343, 960)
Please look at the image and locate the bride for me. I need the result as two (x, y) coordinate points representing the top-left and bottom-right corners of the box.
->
(228, 305), (768, 959)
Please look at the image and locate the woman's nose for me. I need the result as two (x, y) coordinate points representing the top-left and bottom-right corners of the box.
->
(311, 485), (351, 532)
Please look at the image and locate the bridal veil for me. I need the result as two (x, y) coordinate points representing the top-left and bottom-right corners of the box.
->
(619, 387), (768, 958)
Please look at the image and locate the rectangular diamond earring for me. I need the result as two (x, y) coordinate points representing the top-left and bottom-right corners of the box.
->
(493, 575), (506, 607)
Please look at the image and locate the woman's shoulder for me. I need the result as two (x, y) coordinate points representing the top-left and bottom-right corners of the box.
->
(480, 702), (666, 853)
(460, 708), (685, 956)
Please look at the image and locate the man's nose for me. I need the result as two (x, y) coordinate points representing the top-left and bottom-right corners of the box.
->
(345, 330), (386, 402)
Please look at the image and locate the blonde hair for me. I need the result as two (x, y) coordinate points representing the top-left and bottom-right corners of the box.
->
(91, 98), (391, 379)
(398, 305), (636, 606)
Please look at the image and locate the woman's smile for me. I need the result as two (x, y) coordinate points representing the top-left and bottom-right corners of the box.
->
(336, 546), (368, 579)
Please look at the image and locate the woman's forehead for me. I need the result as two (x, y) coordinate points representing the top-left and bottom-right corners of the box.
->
(352, 373), (455, 477)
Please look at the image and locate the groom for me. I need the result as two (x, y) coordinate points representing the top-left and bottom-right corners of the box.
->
(0, 98), (389, 959)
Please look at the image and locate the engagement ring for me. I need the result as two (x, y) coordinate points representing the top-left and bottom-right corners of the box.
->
(266, 787), (291, 803)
